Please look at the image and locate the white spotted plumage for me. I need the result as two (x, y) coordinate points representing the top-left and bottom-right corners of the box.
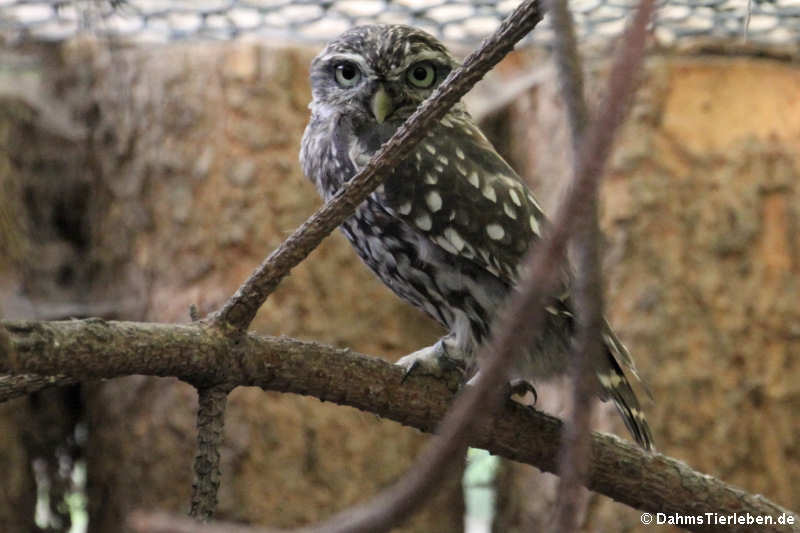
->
(486, 223), (505, 241)
(414, 213), (432, 231)
(482, 184), (497, 203)
(300, 24), (653, 449)
(444, 226), (465, 252)
(503, 203), (517, 219)
(425, 190), (442, 212)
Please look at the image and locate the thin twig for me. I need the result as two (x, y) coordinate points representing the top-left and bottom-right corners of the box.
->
(547, 0), (590, 160)
(559, 7), (658, 526)
(548, 0), (658, 529)
(562, 12), (659, 524)
(545, 0), (596, 529)
(2, 319), (797, 532)
(744, 0), (753, 41)
(210, 0), (546, 334)
(189, 384), (233, 521)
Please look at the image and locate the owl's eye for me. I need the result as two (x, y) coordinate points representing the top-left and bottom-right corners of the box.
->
(334, 62), (361, 87)
(406, 62), (436, 88)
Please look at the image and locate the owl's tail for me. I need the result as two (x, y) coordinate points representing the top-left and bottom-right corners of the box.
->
(597, 327), (654, 451)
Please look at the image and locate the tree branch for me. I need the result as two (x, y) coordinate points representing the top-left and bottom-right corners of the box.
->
(2, 319), (797, 533)
(129, 510), (278, 533)
(0, 373), (77, 402)
(547, 0), (656, 530)
(209, 0), (546, 334)
(547, 0), (590, 161)
(190, 384), (233, 521)
(546, 0), (597, 527)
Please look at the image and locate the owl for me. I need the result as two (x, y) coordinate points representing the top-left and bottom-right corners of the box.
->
(300, 24), (653, 450)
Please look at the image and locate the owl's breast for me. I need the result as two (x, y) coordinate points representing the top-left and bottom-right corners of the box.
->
(340, 195), (509, 340)
(340, 198), (447, 322)
(352, 120), (398, 154)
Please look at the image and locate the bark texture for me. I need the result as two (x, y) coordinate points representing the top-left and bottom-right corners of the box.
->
(2, 318), (797, 533)
(489, 48), (800, 532)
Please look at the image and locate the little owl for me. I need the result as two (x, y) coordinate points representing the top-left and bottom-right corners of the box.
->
(300, 24), (652, 449)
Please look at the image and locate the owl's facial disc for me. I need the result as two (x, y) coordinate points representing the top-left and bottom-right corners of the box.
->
(309, 25), (460, 129)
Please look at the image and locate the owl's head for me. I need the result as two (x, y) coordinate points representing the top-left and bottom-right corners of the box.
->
(308, 25), (459, 126)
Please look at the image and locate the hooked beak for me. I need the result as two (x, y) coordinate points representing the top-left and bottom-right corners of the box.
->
(370, 85), (393, 124)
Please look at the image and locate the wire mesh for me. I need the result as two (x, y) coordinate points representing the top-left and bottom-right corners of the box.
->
(0, 1), (798, 46)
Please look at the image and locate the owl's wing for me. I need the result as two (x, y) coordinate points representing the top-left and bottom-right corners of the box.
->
(369, 114), (653, 449)
(375, 115), (545, 284)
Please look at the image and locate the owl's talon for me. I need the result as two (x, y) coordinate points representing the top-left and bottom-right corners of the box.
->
(507, 378), (538, 407)
(396, 340), (465, 381)
(438, 354), (466, 374)
(399, 360), (420, 384)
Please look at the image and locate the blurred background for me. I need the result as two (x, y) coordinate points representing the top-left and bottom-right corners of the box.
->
(0, 1), (798, 532)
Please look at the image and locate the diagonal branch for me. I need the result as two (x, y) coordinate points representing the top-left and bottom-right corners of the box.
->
(2, 319), (797, 533)
(547, 0), (590, 161)
(547, 0), (596, 525)
(548, 0), (656, 530)
(210, 0), (546, 334)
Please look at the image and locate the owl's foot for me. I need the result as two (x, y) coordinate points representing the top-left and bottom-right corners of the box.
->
(506, 378), (538, 407)
(396, 339), (465, 382)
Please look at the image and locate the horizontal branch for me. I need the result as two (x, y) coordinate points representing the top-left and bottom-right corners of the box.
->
(1, 318), (796, 532)
(0, 373), (77, 402)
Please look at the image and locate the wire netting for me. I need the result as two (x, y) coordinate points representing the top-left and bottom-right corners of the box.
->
(1, 1), (798, 47)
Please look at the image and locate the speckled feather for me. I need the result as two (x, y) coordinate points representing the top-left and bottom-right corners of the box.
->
(300, 24), (653, 449)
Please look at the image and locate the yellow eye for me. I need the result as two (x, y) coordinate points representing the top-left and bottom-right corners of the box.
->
(334, 62), (361, 87)
(406, 62), (436, 88)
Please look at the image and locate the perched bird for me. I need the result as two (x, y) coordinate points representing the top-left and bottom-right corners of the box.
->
(300, 24), (653, 449)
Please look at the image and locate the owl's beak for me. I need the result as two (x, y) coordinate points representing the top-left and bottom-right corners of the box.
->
(371, 86), (393, 124)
